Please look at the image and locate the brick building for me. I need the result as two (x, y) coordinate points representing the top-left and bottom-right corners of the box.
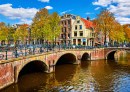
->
(56, 14), (76, 45)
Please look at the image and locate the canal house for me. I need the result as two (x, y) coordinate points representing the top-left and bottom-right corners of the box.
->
(71, 16), (95, 46)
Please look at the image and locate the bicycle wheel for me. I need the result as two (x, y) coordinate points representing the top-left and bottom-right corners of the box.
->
(0, 54), (4, 60)
(19, 50), (24, 57)
(27, 50), (33, 55)
(12, 52), (16, 58)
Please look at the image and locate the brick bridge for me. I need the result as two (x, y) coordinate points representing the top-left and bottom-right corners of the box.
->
(0, 47), (129, 90)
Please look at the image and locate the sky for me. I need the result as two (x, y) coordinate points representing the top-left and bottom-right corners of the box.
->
(0, 0), (130, 25)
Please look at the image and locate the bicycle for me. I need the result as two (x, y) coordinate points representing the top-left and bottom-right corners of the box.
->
(26, 49), (33, 55)
(12, 50), (24, 58)
(0, 54), (4, 60)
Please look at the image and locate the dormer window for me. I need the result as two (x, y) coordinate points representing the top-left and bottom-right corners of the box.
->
(77, 21), (80, 23)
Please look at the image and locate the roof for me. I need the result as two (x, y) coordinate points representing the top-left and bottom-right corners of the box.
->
(80, 18), (95, 29)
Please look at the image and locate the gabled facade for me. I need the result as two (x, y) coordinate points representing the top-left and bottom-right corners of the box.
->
(71, 16), (95, 46)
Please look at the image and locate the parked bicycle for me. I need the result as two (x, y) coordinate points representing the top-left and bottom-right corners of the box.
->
(0, 53), (4, 60)
(12, 50), (24, 58)
(26, 49), (33, 55)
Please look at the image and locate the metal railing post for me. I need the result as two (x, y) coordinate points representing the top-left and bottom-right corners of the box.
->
(53, 44), (54, 51)
(25, 46), (27, 56)
(33, 45), (35, 55)
(64, 45), (65, 50)
(15, 49), (18, 58)
(6, 50), (7, 60)
(59, 45), (60, 51)
(47, 42), (48, 52)
(41, 46), (42, 53)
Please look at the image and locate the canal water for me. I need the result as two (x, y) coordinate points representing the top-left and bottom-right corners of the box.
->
(1, 51), (130, 92)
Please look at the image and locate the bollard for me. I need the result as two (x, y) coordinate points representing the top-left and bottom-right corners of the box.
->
(53, 60), (55, 72)
(49, 60), (50, 73)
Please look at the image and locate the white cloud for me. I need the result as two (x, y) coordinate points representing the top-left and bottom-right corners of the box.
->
(95, 7), (100, 10)
(38, 0), (49, 3)
(113, 0), (130, 3)
(86, 12), (94, 15)
(0, 4), (53, 24)
(116, 16), (130, 25)
(45, 6), (53, 9)
(92, 0), (112, 7)
(60, 10), (72, 15)
(92, 0), (130, 24)
(17, 19), (33, 24)
(107, 3), (130, 17)
(0, 3), (38, 24)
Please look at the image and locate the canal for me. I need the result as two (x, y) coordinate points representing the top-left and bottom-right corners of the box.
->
(1, 51), (130, 92)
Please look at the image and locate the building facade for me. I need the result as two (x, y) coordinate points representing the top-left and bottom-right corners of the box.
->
(57, 14), (76, 45)
(71, 16), (95, 46)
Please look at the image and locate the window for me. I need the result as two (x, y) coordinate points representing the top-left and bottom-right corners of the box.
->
(73, 39), (76, 45)
(68, 20), (70, 25)
(75, 25), (77, 30)
(68, 27), (70, 32)
(68, 34), (70, 38)
(74, 32), (77, 36)
(64, 34), (66, 39)
(80, 31), (83, 36)
(61, 28), (63, 32)
(78, 39), (81, 45)
(92, 33), (95, 37)
(79, 25), (82, 29)
(64, 27), (66, 32)
(61, 41), (63, 44)
(77, 21), (80, 23)
(64, 21), (66, 25)
(61, 34), (63, 39)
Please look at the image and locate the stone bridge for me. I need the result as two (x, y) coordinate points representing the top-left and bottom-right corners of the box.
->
(0, 47), (129, 90)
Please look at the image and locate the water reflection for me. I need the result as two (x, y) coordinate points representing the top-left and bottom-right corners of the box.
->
(1, 52), (130, 92)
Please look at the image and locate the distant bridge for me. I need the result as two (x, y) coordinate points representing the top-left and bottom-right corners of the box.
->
(0, 47), (129, 90)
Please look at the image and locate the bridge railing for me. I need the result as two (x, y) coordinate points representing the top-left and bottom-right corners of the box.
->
(0, 44), (127, 60)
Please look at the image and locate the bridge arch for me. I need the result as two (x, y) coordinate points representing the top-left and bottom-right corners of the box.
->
(15, 60), (48, 83)
(105, 50), (118, 60)
(81, 52), (90, 61)
(55, 53), (77, 65)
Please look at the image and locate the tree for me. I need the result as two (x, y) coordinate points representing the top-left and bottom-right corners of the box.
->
(7, 26), (15, 44)
(94, 8), (116, 44)
(48, 12), (62, 44)
(0, 22), (9, 45)
(13, 28), (20, 45)
(13, 24), (29, 45)
(123, 24), (130, 42)
(31, 8), (49, 45)
(110, 22), (125, 43)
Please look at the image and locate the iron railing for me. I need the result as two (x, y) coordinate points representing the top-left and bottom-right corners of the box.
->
(0, 44), (128, 60)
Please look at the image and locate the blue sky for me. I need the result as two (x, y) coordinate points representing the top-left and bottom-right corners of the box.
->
(0, 0), (130, 25)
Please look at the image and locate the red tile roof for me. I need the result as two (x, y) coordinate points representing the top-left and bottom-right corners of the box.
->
(80, 18), (95, 29)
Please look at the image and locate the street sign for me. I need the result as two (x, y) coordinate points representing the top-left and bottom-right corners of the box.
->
(83, 39), (86, 41)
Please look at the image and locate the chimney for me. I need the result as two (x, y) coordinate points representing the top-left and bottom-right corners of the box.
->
(87, 16), (89, 21)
